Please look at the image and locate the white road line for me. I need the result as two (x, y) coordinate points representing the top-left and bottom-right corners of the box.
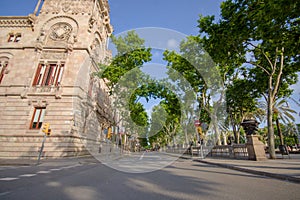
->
(60, 164), (81, 169)
(0, 164), (83, 182)
(60, 166), (74, 169)
(50, 168), (61, 171)
(37, 170), (51, 174)
(19, 174), (37, 177)
(0, 177), (19, 181)
(0, 191), (11, 196)
(139, 152), (146, 160)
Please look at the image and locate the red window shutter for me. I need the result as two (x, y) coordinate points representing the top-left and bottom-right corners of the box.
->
(32, 64), (42, 86)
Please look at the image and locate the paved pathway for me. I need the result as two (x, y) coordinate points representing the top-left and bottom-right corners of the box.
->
(180, 153), (300, 184)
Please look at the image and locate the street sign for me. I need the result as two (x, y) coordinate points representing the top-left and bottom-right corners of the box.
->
(194, 119), (200, 127)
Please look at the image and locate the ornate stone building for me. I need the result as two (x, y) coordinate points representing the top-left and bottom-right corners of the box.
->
(0, 0), (114, 159)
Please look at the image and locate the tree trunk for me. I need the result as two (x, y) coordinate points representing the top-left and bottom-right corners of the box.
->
(232, 124), (239, 144)
(267, 84), (276, 159)
(276, 118), (284, 145)
(267, 47), (284, 159)
(184, 125), (188, 146)
(214, 123), (221, 145)
(222, 131), (227, 145)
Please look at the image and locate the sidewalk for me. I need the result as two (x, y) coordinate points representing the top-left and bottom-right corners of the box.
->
(192, 153), (300, 184)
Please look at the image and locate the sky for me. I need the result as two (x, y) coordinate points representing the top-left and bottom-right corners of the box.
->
(0, 0), (223, 35)
(0, 0), (299, 124)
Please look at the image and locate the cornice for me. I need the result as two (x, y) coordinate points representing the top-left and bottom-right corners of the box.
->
(0, 15), (35, 28)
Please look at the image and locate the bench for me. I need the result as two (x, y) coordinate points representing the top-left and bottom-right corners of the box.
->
(279, 145), (290, 159)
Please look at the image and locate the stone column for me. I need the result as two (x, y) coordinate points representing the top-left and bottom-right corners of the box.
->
(246, 135), (267, 161)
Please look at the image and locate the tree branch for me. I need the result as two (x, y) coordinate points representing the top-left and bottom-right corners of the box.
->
(272, 47), (284, 100)
(246, 61), (271, 76)
(262, 50), (275, 71)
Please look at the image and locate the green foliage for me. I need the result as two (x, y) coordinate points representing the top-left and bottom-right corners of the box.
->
(130, 82), (182, 146)
(198, 0), (300, 98)
(226, 79), (259, 120)
(95, 31), (152, 138)
(97, 31), (152, 90)
(198, 0), (300, 157)
(275, 136), (297, 148)
(163, 36), (217, 125)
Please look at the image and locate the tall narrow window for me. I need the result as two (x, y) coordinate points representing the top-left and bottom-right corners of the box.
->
(7, 33), (21, 42)
(30, 107), (46, 129)
(0, 61), (8, 84)
(14, 34), (21, 42)
(33, 62), (64, 86)
(7, 34), (14, 42)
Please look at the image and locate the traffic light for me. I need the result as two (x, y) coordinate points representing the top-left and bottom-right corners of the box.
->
(42, 123), (50, 134)
(197, 127), (203, 138)
(107, 127), (112, 139)
(46, 129), (51, 136)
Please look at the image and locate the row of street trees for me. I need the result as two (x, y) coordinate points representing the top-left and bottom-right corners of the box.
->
(96, 0), (299, 158)
(197, 0), (300, 158)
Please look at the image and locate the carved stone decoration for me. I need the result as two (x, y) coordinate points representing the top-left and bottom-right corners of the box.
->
(61, 1), (72, 13)
(88, 16), (96, 32)
(41, 51), (67, 60)
(0, 16), (34, 28)
(40, 0), (60, 14)
(55, 84), (63, 99)
(40, 16), (79, 49)
(29, 99), (48, 107)
(40, 0), (94, 15)
(49, 22), (73, 41)
(20, 86), (28, 99)
(37, 29), (46, 42)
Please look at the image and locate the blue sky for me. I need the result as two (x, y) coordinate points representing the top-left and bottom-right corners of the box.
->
(0, 0), (299, 124)
(0, 0), (223, 35)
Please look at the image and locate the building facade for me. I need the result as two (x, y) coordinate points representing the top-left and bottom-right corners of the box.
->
(0, 0), (114, 159)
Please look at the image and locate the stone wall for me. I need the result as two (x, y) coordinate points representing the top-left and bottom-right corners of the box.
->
(0, 0), (113, 159)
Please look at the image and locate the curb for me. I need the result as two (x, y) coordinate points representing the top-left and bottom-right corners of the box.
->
(195, 159), (300, 184)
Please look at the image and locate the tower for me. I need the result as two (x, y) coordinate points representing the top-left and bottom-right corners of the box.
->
(0, 0), (114, 159)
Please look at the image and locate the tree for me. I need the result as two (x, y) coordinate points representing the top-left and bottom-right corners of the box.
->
(95, 31), (152, 140)
(163, 36), (226, 145)
(131, 81), (182, 147)
(198, 0), (300, 158)
(259, 99), (297, 146)
(226, 78), (259, 143)
(98, 31), (152, 91)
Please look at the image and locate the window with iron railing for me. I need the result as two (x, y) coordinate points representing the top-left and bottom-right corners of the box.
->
(32, 62), (64, 86)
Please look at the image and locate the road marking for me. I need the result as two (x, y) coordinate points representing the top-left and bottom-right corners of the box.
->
(50, 168), (62, 171)
(0, 191), (11, 196)
(139, 152), (146, 160)
(59, 164), (82, 170)
(0, 164), (83, 182)
(37, 170), (51, 174)
(19, 174), (37, 177)
(0, 177), (19, 181)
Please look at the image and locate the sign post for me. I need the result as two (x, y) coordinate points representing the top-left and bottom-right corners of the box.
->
(37, 135), (47, 165)
(37, 123), (51, 165)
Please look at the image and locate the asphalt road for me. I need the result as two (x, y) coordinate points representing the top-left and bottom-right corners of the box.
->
(1, 152), (299, 200)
